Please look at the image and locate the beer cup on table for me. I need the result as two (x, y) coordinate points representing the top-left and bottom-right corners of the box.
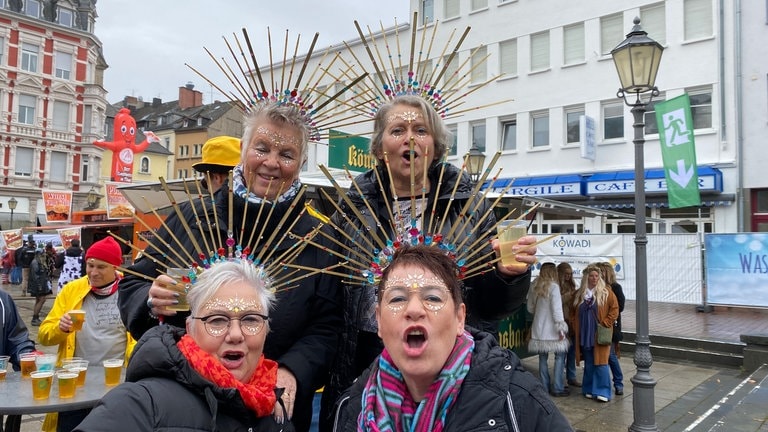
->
(103, 359), (124, 386)
(0, 355), (9, 380)
(63, 358), (89, 386)
(57, 370), (78, 398)
(35, 353), (57, 373)
(30, 371), (54, 400)
(20, 353), (37, 378)
(496, 219), (530, 272)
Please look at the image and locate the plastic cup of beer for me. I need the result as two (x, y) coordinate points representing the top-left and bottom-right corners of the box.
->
(165, 268), (190, 312)
(69, 310), (86, 331)
(103, 359), (124, 386)
(30, 371), (54, 400)
(57, 370), (78, 399)
(20, 353), (37, 378)
(35, 353), (57, 373)
(0, 355), (9, 380)
(497, 219), (530, 271)
(63, 358), (88, 386)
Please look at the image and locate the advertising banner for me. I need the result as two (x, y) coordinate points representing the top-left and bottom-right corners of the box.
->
(57, 227), (82, 249)
(533, 234), (624, 279)
(42, 190), (73, 223)
(1, 229), (24, 249)
(705, 233), (768, 307)
(105, 182), (135, 219)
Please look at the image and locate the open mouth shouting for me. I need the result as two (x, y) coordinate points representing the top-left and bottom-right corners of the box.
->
(220, 350), (246, 369)
(403, 326), (429, 357)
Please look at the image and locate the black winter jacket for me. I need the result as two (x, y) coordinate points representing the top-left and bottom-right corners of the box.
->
(332, 329), (573, 432)
(73, 325), (294, 432)
(321, 163), (531, 429)
(0, 290), (35, 370)
(118, 185), (343, 432)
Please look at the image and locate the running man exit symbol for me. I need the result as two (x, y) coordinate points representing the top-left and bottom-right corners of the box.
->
(655, 94), (701, 208)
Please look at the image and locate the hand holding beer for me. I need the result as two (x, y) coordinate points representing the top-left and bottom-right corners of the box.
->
(69, 310), (86, 331)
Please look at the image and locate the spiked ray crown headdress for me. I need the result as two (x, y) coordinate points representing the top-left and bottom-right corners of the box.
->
(304, 12), (549, 287)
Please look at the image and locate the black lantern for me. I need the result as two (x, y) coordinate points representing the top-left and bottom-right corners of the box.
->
(8, 197), (17, 229)
(466, 144), (486, 183)
(86, 187), (99, 209)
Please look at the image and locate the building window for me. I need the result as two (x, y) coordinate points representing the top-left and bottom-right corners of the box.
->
(470, 46), (487, 84)
(641, 3), (666, 45)
(684, 0), (713, 40)
(164, 137), (170, 149)
(50, 151), (67, 182)
(471, 0), (488, 11)
(194, 143), (202, 156)
(563, 22), (585, 65)
(532, 111), (550, 148)
(54, 51), (72, 79)
(447, 125), (458, 156)
(499, 39), (517, 77)
(471, 122), (486, 153)
(51, 100), (69, 131)
(0, 37), (4, 64)
(530, 31), (550, 72)
(600, 13), (623, 56)
(443, 55), (459, 87)
(644, 95), (665, 135)
(444, 0), (459, 18)
(603, 102), (624, 140)
(82, 154), (89, 182)
(24, 0), (40, 18)
(689, 89), (712, 129)
(196, 117), (203, 126)
(139, 157), (150, 174)
(15, 147), (33, 177)
(18, 94), (36, 125)
(83, 105), (92, 134)
(179, 145), (189, 157)
(21, 43), (39, 73)
(421, 0), (434, 24)
(57, 7), (73, 27)
(565, 106), (584, 144)
(501, 118), (517, 151)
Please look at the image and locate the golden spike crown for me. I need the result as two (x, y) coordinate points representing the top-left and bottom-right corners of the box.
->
(345, 11), (508, 119)
(185, 27), (370, 142)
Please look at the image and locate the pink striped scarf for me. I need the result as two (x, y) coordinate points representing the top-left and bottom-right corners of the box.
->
(358, 330), (474, 432)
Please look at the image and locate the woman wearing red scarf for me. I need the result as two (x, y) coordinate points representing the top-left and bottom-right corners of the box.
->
(332, 245), (571, 432)
(74, 259), (292, 431)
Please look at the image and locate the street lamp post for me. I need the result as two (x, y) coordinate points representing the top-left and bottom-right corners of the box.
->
(611, 17), (664, 432)
(466, 144), (486, 183)
(8, 197), (17, 229)
(86, 187), (99, 210)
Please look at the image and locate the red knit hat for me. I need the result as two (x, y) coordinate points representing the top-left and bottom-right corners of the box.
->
(85, 237), (122, 266)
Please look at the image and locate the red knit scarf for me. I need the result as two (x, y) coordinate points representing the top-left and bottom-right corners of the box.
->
(176, 334), (277, 417)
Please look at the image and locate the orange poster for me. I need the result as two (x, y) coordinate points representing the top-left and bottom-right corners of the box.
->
(1, 229), (24, 249)
(57, 227), (82, 249)
(105, 182), (135, 219)
(42, 190), (73, 223)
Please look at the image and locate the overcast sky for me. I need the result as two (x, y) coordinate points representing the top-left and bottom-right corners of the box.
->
(95, 1), (412, 104)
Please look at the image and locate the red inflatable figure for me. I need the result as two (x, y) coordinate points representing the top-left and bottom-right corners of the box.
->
(94, 108), (159, 182)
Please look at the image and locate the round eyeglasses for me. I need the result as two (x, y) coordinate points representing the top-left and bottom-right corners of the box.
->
(191, 313), (269, 337)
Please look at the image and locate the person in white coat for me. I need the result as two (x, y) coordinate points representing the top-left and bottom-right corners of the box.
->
(527, 262), (570, 396)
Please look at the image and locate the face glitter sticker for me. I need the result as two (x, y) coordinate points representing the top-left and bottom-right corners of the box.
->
(387, 111), (422, 125)
(381, 274), (450, 313)
(204, 295), (263, 314)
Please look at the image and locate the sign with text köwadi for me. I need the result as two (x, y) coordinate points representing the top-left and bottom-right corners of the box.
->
(532, 234), (624, 280)
(705, 233), (768, 308)
(655, 94), (701, 208)
(328, 129), (375, 172)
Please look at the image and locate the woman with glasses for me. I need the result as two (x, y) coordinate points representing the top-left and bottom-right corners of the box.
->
(75, 260), (293, 431)
(332, 245), (571, 431)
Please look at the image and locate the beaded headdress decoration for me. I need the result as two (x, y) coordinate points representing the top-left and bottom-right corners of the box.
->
(107, 27), (368, 293)
(306, 12), (550, 287)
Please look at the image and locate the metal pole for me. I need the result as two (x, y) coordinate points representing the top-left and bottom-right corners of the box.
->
(9, 208), (13, 229)
(629, 100), (659, 432)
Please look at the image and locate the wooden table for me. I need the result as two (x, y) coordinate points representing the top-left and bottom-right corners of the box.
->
(0, 366), (120, 432)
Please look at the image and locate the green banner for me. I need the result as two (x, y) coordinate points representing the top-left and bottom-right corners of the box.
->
(655, 94), (701, 208)
(497, 306), (531, 358)
(328, 129), (375, 172)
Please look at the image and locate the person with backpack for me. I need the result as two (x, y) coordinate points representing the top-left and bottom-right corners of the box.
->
(29, 248), (51, 326)
(14, 236), (36, 297)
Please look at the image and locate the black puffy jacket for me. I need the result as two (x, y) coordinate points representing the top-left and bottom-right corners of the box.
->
(74, 325), (294, 432)
(332, 329), (573, 432)
(119, 184), (342, 432)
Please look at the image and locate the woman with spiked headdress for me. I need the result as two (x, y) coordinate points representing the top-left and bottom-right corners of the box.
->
(319, 17), (539, 429)
(117, 29), (351, 432)
(331, 244), (572, 431)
